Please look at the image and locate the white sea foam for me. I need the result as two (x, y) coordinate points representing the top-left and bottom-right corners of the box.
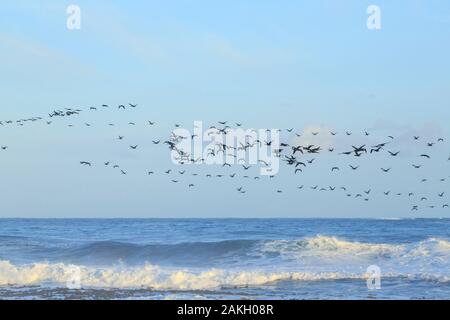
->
(1, 236), (449, 290)
(0, 260), (375, 290)
(261, 236), (450, 260)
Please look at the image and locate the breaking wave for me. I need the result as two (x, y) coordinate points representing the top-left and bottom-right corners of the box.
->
(0, 260), (370, 290)
(1, 236), (449, 290)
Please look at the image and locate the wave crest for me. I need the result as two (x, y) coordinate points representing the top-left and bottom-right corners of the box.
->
(0, 260), (370, 290)
(260, 236), (450, 260)
(1, 236), (450, 290)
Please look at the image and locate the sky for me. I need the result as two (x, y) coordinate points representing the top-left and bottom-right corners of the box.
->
(0, 0), (449, 218)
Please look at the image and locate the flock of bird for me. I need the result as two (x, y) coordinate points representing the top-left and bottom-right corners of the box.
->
(1, 103), (449, 214)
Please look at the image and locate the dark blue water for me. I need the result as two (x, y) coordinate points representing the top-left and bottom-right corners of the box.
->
(0, 219), (449, 299)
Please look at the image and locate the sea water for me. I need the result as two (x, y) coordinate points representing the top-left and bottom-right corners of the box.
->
(0, 218), (449, 300)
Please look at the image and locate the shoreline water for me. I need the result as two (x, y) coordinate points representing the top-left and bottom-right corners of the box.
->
(0, 219), (449, 299)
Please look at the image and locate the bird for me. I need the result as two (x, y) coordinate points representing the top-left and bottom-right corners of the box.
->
(352, 145), (367, 156)
(388, 151), (400, 156)
(292, 146), (303, 154)
(8, 109), (449, 215)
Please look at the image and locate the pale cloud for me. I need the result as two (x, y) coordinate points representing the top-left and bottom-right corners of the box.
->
(292, 124), (336, 151)
(0, 33), (59, 60)
(369, 120), (445, 150)
(0, 32), (92, 76)
(201, 32), (296, 68)
(79, 3), (168, 67)
(204, 34), (247, 64)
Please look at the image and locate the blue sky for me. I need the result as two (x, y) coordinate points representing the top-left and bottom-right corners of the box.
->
(0, 1), (449, 218)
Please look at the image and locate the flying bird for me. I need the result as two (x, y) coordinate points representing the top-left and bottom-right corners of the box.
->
(388, 151), (400, 157)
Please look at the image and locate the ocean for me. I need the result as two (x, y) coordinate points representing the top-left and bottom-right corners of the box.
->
(0, 218), (449, 300)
